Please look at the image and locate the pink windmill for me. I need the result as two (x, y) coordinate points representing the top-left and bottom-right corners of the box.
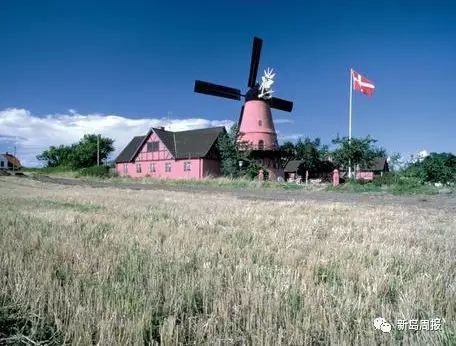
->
(194, 37), (293, 180)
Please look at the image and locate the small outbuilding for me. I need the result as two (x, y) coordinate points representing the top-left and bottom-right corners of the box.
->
(0, 153), (22, 170)
(356, 157), (389, 180)
(284, 160), (305, 182)
(284, 159), (335, 182)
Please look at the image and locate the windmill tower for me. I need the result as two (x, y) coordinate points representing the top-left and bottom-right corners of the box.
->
(194, 37), (293, 180)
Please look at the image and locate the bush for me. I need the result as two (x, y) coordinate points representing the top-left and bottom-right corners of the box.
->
(328, 179), (382, 193)
(243, 162), (262, 180)
(329, 174), (440, 195)
(373, 173), (401, 186)
(37, 134), (114, 169)
(23, 166), (74, 174)
(403, 153), (456, 184)
(78, 165), (111, 178)
(390, 177), (437, 195)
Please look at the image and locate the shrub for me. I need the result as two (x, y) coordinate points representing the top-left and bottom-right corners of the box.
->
(24, 166), (74, 174)
(243, 162), (262, 180)
(78, 165), (111, 178)
(328, 179), (382, 193)
(403, 153), (456, 184)
(373, 172), (401, 186)
(390, 177), (437, 195)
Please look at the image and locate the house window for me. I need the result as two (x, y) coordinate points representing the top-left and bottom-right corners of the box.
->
(184, 161), (191, 172)
(165, 162), (171, 172)
(258, 140), (264, 150)
(149, 163), (156, 173)
(258, 119), (262, 126)
(147, 141), (159, 152)
(123, 163), (128, 173)
(136, 163), (142, 173)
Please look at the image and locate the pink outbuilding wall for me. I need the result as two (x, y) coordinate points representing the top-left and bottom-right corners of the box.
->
(356, 171), (374, 181)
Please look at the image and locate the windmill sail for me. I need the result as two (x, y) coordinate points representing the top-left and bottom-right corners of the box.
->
(247, 37), (263, 88)
(194, 81), (241, 101)
(269, 97), (293, 112)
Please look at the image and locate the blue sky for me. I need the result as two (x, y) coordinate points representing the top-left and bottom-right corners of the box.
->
(1, 0), (455, 165)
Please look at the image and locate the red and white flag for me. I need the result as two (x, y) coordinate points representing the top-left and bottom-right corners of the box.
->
(352, 69), (375, 96)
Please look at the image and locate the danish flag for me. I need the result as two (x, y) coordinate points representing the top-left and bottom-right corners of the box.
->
(352, 69), (375, 96)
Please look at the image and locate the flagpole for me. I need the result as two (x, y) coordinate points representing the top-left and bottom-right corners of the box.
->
(348, 68), (353, 178)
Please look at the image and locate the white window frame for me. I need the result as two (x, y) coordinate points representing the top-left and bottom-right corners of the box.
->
(184, 161), (191, 172)
(136, 163), (142, 173)
(123, 163), (128, 173)
(165, 162), (171, 172)
(149, 162), (156, 173)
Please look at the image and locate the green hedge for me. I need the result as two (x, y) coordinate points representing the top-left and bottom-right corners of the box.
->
(78, 166), (111, 178)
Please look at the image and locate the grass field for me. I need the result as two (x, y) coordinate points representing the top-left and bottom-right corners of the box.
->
(23, 166), (454, 195)
(0, 177), (455, 345)
(23, 167), (309, 191)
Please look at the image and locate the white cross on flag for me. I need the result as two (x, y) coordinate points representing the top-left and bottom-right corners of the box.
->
(352, 69), (375, 96)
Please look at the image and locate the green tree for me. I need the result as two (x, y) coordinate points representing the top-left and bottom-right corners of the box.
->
(331, 135), (386, 172)
(279, 137), (332, 176)
(295, 137), (329, 173)
(217, 124), (239, 177)
(217, 124), (258, 178)
(36, 145), (73, 167)
(388, 152), (402, 172)
(70, 134), (114, 168)
(37, 134), (114, 169)
(279, 141), (296, 167)
(403, 152), (456, 184)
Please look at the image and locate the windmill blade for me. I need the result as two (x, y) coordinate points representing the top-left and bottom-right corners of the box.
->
(247, 37), (263, 88)
(269, 97), (293, 112)
(194, 80), (241, 101)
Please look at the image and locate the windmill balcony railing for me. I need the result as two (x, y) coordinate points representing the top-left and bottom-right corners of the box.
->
(237, 143), (280, 151)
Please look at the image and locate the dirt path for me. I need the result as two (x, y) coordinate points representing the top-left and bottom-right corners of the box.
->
(13, 174), (454, 212)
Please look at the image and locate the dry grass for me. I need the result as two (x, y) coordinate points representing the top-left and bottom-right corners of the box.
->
(0, 177), (455, 345)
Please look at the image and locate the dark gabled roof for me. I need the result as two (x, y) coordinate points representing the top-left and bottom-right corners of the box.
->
(172, 126), (225, 159)
(115, 126), (226, 163)
(153, 127), (176, 157)
(361, 157), (388, 171)
(284, 160), (305, 172)
(115, 135), (146, 163)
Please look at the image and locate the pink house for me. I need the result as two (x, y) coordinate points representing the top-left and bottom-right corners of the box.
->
(115, 126), (225, 179)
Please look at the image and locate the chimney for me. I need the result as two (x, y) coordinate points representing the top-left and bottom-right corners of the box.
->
(159, 126), (165, 130)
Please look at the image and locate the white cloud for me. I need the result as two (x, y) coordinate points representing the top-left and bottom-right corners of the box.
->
(0, 108), (233, 167)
